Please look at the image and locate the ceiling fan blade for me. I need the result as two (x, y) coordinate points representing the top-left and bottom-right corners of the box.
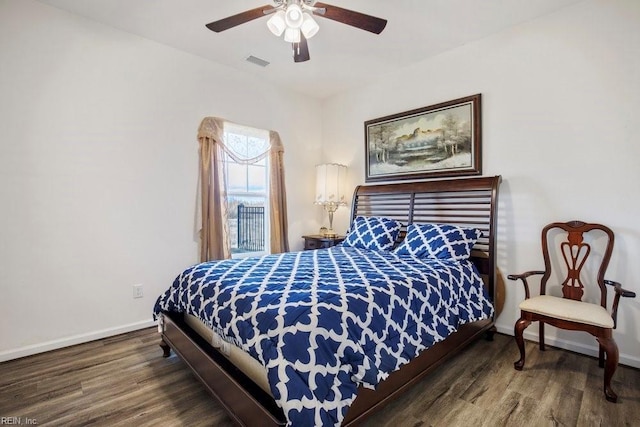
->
(206, 5), (274, 32)
(293, 34), (310, 63)
(313, 2), (387, 34)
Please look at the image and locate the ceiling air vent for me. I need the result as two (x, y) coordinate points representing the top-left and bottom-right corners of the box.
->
(246, 55), (270, 67)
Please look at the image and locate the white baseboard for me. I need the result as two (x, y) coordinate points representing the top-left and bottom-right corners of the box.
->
(0, 319), (156, 363)
(495, 324), (640, 369)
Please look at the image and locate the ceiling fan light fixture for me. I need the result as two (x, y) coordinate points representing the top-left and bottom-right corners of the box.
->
(300, 13), (319, 39)
(284, 4), (304, 29)
(267, 10), (287, 36)
(284, 27), (301, 43)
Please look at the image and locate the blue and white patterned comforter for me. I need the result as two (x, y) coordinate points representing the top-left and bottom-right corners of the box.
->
(153, 246), (493, 426)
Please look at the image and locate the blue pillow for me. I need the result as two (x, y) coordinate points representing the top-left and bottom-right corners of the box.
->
(394, 223), (482, 261)
(341, 216), (402, 251)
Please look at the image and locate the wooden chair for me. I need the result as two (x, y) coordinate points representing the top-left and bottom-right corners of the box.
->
(508, 220), (636, 402)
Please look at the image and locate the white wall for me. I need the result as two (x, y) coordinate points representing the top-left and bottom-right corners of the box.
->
(0, 0), (322, 360)
(321, 0), (640, 367)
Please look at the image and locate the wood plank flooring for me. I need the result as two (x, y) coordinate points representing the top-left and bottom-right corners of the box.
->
(1, 328), (638, 426)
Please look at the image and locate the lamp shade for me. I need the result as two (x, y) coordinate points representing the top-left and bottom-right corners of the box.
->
(284, 3), (304, 28)
(267, 11), (287, 37)
(315, 163), (347, 206)
(300, 13), (320, 39)
(284, 27), (301, 43)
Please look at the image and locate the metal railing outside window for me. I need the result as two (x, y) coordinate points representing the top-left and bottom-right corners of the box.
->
(237, 205), (265, 252)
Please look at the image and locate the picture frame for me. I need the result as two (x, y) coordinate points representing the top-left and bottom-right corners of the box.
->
(364, 94), (481, 182)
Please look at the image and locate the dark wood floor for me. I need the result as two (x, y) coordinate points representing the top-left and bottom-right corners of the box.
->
(1, 328), (638, 426)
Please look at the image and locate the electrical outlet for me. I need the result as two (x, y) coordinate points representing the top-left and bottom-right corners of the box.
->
(133, 284), (144, 299)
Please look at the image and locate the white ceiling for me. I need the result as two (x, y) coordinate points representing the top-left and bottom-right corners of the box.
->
(37, 0), (582, 99)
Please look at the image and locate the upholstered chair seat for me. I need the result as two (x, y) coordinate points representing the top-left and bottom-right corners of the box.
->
(519, 295), (614, 328)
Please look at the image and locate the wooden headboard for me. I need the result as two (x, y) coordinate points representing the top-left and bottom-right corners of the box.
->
(350, 176), (502, 306)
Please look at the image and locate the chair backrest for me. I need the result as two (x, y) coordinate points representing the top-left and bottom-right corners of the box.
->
(540, 220), (614, 307)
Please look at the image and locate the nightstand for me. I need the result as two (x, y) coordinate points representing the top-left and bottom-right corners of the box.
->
(302, 234), (345, 250)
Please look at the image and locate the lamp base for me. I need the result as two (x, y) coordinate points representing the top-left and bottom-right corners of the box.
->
(323, 229), (337, 238)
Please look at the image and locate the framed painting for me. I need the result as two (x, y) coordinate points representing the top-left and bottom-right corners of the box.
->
(364, 94), (481, 182)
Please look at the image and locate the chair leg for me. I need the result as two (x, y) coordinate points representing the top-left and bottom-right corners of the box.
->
(599, 344), (605, 368)
(514, 318), (531, 370)
(596, 336), (619, 403)
(539, 321), (546, 351)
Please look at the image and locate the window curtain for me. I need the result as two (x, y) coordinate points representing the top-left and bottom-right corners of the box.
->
(196, 117), (289, 262)
(268, 131), (290, 254)
(197, 117), (230, 262)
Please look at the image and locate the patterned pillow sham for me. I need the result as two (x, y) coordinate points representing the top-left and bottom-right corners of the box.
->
(341, 216), (402, 251)
(394, 223), (482, 261)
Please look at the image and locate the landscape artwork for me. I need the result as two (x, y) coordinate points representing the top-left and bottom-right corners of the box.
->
(365, 94), (481, 182)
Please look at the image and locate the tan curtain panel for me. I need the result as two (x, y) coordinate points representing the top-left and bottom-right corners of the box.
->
(197, 117), (290, 261)
(197, 117), (231, 262)
(269, 131), (290, 254)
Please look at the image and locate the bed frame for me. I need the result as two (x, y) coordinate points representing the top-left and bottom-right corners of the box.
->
(159, 175), (502, 426)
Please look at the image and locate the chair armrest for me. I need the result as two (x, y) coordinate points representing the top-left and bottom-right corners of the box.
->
(507, 270), (545, 300)
(604, 279), (636, 329)
(507, 271), (545, 281)
(604, 279), (636, 298)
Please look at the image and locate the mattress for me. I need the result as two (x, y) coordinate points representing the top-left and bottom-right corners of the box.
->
(184, 313), (272, 396)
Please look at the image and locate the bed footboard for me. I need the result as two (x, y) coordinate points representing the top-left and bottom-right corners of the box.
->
(161, 312), (286, 426)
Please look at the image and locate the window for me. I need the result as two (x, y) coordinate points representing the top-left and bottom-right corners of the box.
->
(223, 123), (270, 258)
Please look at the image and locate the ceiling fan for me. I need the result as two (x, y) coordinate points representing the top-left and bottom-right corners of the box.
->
(205, 0), (387, 63)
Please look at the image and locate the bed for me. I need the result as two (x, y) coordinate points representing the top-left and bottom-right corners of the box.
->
(154, 175), (501, 426)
